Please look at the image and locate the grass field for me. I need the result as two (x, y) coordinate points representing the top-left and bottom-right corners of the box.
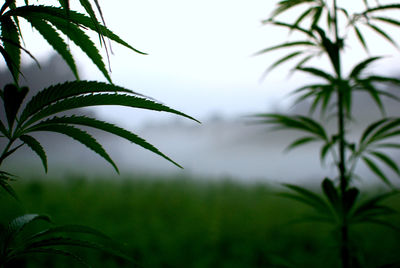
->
(1, 174), (400, 267)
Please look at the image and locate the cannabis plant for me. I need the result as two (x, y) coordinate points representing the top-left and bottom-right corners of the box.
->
(0, 0), (197, 266)
(254, 1), (400, 267)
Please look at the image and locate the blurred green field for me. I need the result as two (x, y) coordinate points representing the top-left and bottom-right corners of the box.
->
(1, 174), (400, 268)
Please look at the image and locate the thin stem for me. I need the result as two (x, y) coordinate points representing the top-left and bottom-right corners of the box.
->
(0, 139), (15, 167)
(332, 0), (350, 267)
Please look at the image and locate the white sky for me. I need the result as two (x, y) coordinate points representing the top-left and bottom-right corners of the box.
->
(12, 0), (400, 127)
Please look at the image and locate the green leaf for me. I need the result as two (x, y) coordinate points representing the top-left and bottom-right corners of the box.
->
(370, 151), (400, 175)
(352, 191), (398, 219)
(26, 237), (132, 261)
(360, 118), (389, 144)
(7, 5), (146, 55)
(263, 51), (303, 77)
(30, 115), (183, 168)
(321, 178), (340, 211)
(354, 26), (368, 52)
(372, 16), (400, 27)
(44, 14), (111, 82)
(0, 44), (20, 83)
(19, 135), (47, 172)
(320, 141), (333, 164)
(263, 20), (316, 38)
(284, 136), (318, 151)
(19, 81), (143, 124)
(0, 16), (20, 82)
(349, 56), (382, 79)
(0, 173), (18, 200)
(4, 214), (51, 249)
(9, 248), (90, 268)
(297, 67), (334, 82)
(366, 23), (398, 48)
(362, 156), (392, 186)
(362, 4), (400, 14)
(254, 41), (315, 56)
(27, 124), (119, 173)
(282, 183), (331, 213)
(27, 224), (110, 242)
(368, 119), (400, 143)
(22, 92), (199, 128)
(25, 17), (79, 79)
(0, 119), (8, 137)
(0, 0), (14, 15)
(3, 84), (28, 128)
(343, 187), (360, 214)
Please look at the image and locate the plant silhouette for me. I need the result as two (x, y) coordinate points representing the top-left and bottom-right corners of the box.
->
(0, 0), (197, 266)
(254, 1), (400, 267)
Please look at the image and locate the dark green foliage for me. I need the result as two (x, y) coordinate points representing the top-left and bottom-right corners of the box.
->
(254, 0), (400, 267)
(1, 177), (399, 268)
(0, 1), (198, 266)
(0, 213), (132, 267)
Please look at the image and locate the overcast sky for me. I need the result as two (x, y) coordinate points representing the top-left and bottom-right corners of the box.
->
(11, 0), (400, 128)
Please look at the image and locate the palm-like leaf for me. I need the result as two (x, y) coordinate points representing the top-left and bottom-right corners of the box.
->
(349, 191), (399, 228)
(0, 15), (20, 82)
(28, 123), (119, 173)
(24, 115), (183, 169)
(0, 4), (146, 82)
(0, 214), (132, 266)
(0, 171), (17, 200)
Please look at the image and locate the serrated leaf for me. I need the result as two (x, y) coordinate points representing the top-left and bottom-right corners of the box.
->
(19, 81), (136, 123)
(7, 5), (146, 55)
(45, 14), (111, 82)
(22, 93), (198, 128)
(30, 115), (182, 168)
(0, 45), (19, 84)
(3, 84), (28, 128)
(27, 123), (119, 173)
(362, 156), (392, 186)
(25, 17), (78, 79)
(19, 135), (47, 172)
(0, 15), (20, 82)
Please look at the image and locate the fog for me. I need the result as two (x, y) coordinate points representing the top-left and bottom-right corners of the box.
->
(2, 53), (400, 187)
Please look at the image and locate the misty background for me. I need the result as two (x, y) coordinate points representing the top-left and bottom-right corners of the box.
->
(1, 53), (400, 186)
(1, 0), (400, 186)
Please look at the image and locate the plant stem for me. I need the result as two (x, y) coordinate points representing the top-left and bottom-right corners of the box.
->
(332, 0), (350, 267)
(0, 139), (15, 167)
